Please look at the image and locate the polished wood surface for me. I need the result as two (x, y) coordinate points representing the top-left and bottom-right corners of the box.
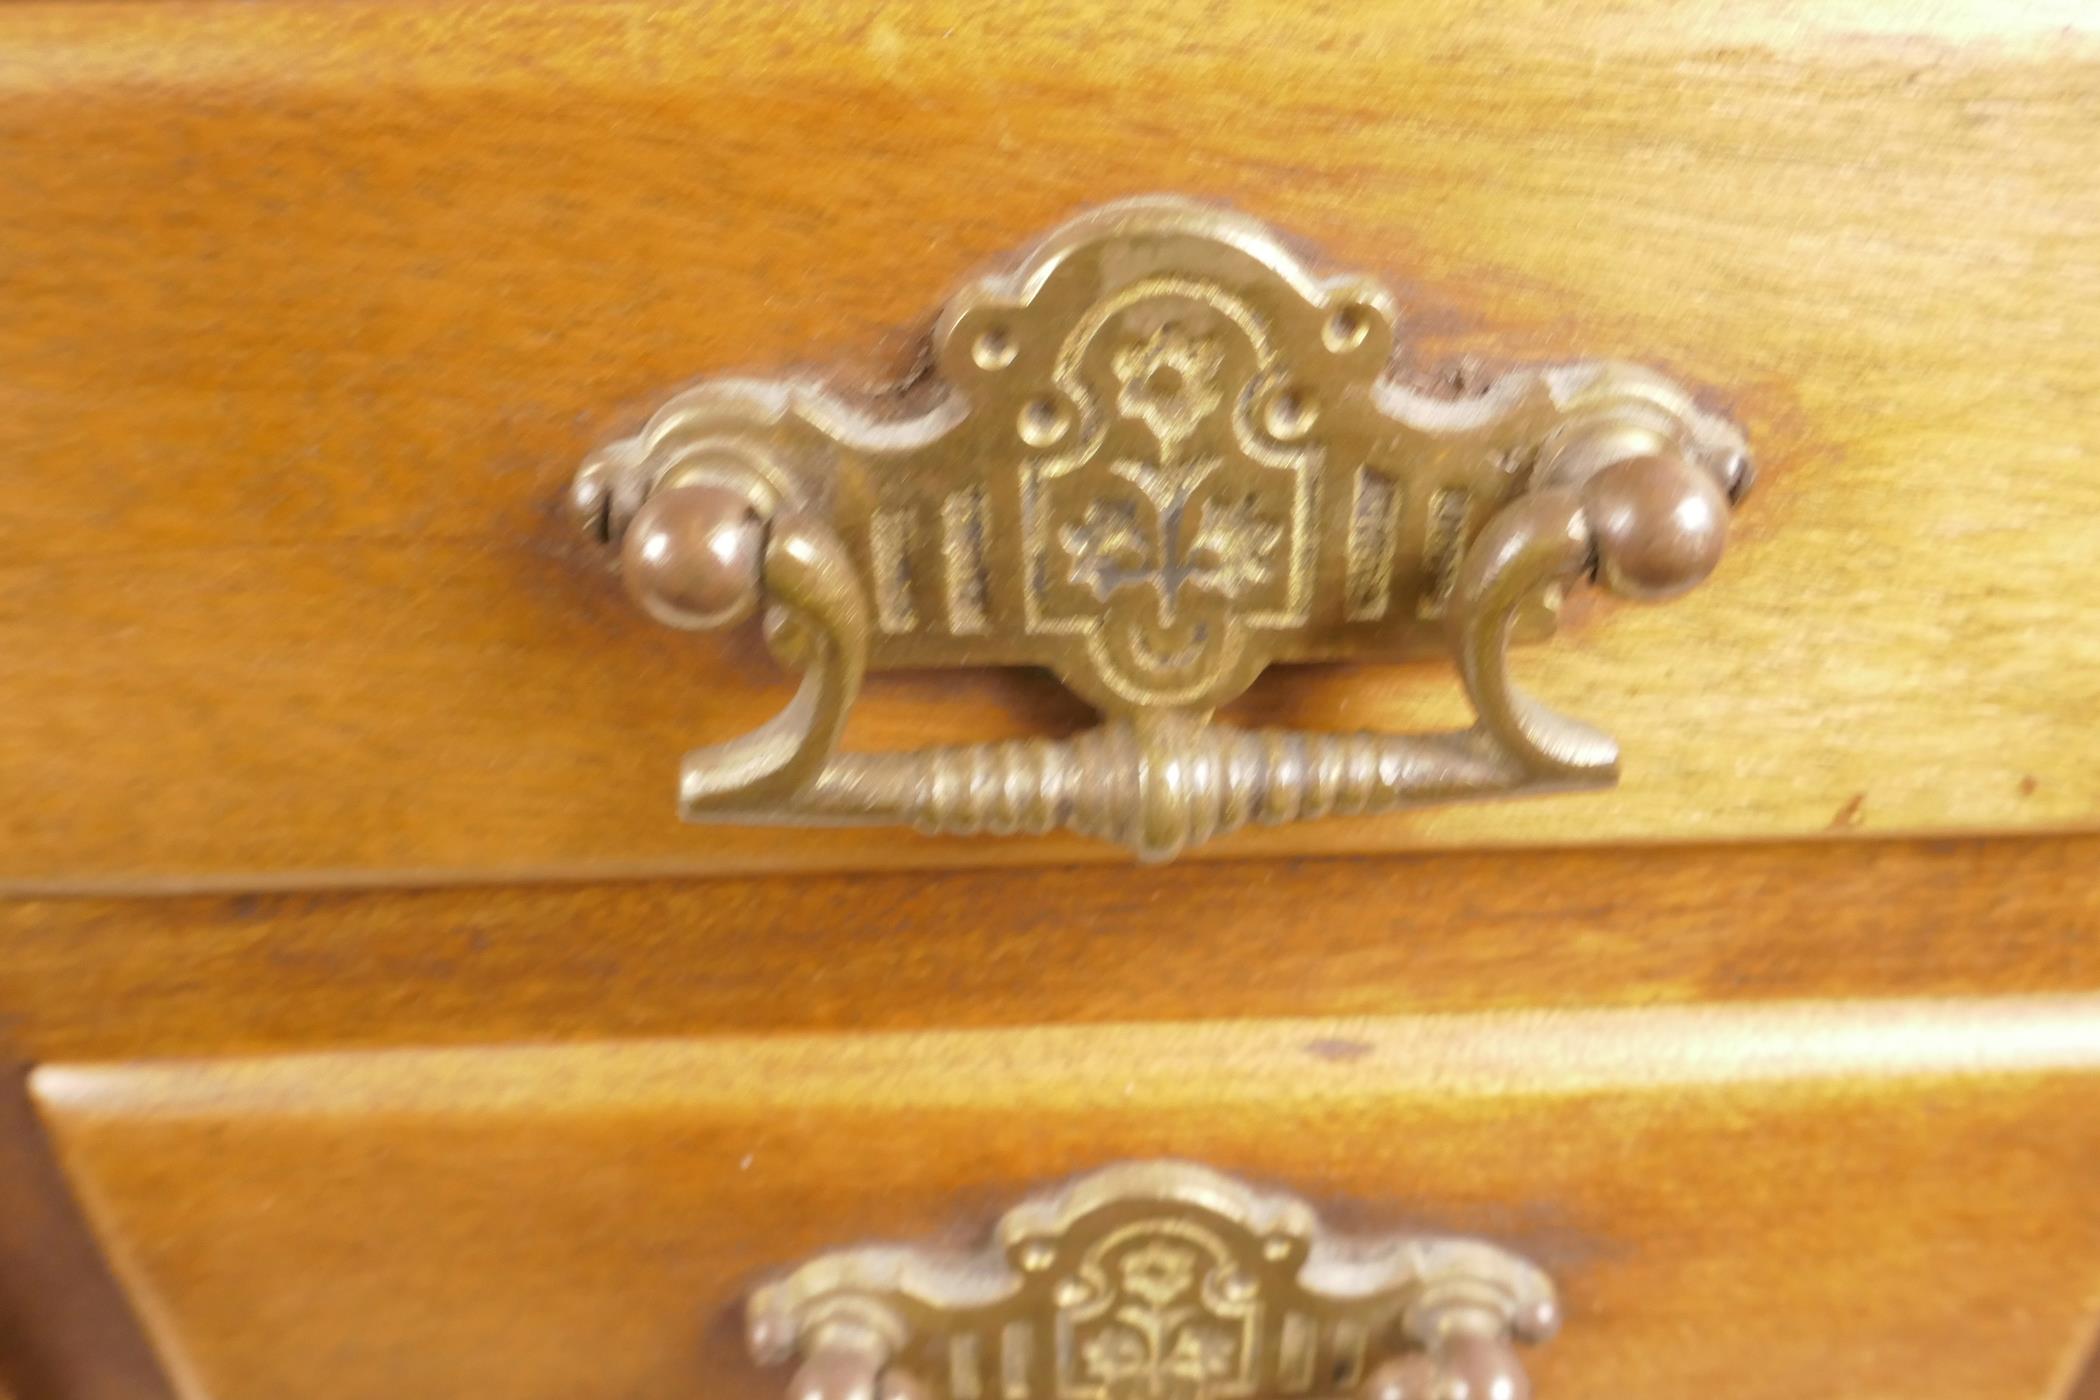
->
(6, 0), (2098, 1391)
(2, 835), (2095, 1062)
(12, 837), (2097, 1394)
(35, 1001), (2100, 1400)
(4, 0), (2098, 888)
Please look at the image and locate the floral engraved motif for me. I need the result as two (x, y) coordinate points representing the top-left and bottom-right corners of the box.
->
(1113, 327), (1225, 455)
(1024, 290), (1312, 709)
(1082, 1328), (1150, 1382)
(1187, 495), (1286, 598)
(1052, 319), (1286, 637)
(1119, 1242), (1198, 1307)
(1064, 1233), (1253, 1400)
(1060, 500), (1157, 597)
(1164, 1329), (1239, 1383)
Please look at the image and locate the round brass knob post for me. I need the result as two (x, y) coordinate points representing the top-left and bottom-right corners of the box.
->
(620, 481), (766, 630)
(1363, 1335), (1530, 1400)
(877, 1369), (930, 1400)
(788, 1335), (888, 1400)
(1581, 450), (1731, 600)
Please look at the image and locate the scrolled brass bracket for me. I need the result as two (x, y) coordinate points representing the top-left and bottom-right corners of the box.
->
(745, 1161), (1559, 1400)
(572, 196), (1753, 860)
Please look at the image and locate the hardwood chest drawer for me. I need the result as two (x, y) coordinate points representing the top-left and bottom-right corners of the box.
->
(32, 1004), (2100, 1400)
(11, 840), (2100, 1399)
(4, 0), (2098, 887)
(4, 0), (2099, 1396)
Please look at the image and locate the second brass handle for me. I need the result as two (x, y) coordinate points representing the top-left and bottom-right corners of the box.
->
(573, 197), (1752, 861)
(747, 1162), (1558, 1400)
(785, 1322), (1539, 1400)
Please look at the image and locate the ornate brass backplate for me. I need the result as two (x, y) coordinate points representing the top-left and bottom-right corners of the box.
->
(572, 197), (1752, 860)
(746, 1162), (1557, 1400)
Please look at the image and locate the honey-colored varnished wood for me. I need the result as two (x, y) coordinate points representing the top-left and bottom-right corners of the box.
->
(33, 1002), (2100, 1400)
(0, 835), (2094, 1062)
(3, 0), (2098, 887)
(7, 1), (2099, 1390)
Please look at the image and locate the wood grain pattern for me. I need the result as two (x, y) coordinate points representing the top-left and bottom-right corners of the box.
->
(34, 1000), (2100, 1400)
(3, 835), (2096, 1062)
(2, 0), (2098, 887)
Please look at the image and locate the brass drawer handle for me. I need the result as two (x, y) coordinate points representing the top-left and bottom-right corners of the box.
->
(746, 1162), (1557, 1400)
(573, 197), (1752, 861)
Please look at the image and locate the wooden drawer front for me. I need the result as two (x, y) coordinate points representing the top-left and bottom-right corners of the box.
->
(5, 1), (2099, 888)
(4, 837), (2098, 1064)
(33, 1002), (2100, 1400)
